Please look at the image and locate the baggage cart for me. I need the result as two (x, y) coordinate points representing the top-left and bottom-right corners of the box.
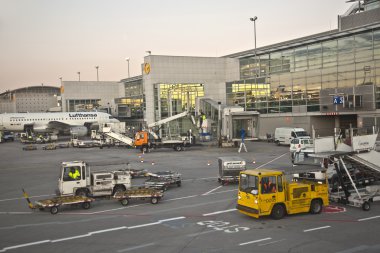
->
(113, 187), (163, 205)
(23, 189), (95, 215)
(145, 171), (182, 191)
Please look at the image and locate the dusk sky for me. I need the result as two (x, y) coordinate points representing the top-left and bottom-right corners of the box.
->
(1, 0), (349, 92)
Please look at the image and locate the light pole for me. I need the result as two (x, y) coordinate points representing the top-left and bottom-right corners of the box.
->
(250, 17), (257, 58)
(95, 66), (99, 81)
(250, 16), (258, 111)
(59, 77), (62, 86)
(217, 101), (222, 147)
(126, 58), (130, 78)
(77, 72), (81, 82)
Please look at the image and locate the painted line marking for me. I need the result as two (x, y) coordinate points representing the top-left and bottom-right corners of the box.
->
(206, 189), (237, 195)
(89, 226), (127, 235)
(117, 243), (155, 252)
(255, 152), (288, 169)
(51, 234), (90, 243)
(0, 216), (187, 251)
(164, 195), (199, 201)
(88, 203), (148, 214)
(128, 222), (160, 229)
(159, 216), (186, 222)
(202, 186), (222, 196)
(259, 239), (286, 246)
(239, 237), (272, 246)
(0, 240), (50, 252)
(203, 208), (237, 216)
(303, 226), (331, 232)
(358, 215), (380, 222)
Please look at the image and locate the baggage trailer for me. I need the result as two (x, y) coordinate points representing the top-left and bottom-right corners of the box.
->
(23, 189), (95, 215)
(217, 156), (246, 185)
(113, 188), (163, 206)
(145, 171), (182, 191)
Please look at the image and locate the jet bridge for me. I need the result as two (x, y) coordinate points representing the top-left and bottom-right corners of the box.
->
(198, 98), (259, 145)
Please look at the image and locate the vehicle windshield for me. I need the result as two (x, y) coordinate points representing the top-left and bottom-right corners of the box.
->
(239, 174), (258, 193)
(296, 131), (309, 137)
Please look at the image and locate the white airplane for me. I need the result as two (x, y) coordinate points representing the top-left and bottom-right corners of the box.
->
(0, 111), (120, 136)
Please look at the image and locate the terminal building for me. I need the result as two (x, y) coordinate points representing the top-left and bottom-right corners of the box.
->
(116, 0), (380, 138)
(2, 1), (380, 139)
(0, 86), (60, 113)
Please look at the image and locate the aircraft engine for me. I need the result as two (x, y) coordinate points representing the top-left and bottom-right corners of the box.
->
(70, 126), (88, 137)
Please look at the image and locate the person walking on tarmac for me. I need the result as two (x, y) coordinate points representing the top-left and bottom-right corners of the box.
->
(69, 168), (81, 180)
(238, 128), (247, 153)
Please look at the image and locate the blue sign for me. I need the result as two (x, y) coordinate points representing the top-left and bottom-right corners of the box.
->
(333, 96), (344, 105)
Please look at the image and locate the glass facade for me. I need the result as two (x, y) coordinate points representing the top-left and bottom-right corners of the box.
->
(228, 28), (380, 114)
(116, 79), (144, 119)
(153, 83), (204, 120)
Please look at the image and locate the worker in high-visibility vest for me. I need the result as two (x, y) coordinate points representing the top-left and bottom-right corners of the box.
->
(69, 168), (81, 180)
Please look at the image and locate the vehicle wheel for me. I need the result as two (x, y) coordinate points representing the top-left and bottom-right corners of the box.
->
(310, 199), (322, 214)
(113, 185), (126, 196)
(82, 201), (91, 210)
(162, 186), (168, 191)
(151, 197), (158, 204)
(362, 201), (370, 211)
(276, 141), (280, 146)
(271, 204), (285, 220)
(175, 145), (182, 152)
(50, 206), (59, 215)
(177, 181), (181, 187)
(75, 189), (88, 197)
(142, 146), (149, 153)
(121, 199), (129, 206)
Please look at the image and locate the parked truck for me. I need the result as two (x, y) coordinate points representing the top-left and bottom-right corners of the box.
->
(57, 161), (131, 197)
(274, 127), (310, 145)
(236, 167), (329, 219)
(134, 111), (193, 153)
(134, 130), (190, 152)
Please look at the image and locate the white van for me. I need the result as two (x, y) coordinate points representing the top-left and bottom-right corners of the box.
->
(274, 127), (310, 145)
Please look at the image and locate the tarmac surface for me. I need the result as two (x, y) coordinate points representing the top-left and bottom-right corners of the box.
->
(0, 139), (379, 253)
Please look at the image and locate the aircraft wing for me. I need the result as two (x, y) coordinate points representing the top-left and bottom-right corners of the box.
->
(46, 121), (74, 131)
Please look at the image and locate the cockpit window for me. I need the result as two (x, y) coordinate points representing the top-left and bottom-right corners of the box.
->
(109, 116), (114, 119)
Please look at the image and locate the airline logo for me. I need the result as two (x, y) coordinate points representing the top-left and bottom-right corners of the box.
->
(69, 113), (98, 118)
